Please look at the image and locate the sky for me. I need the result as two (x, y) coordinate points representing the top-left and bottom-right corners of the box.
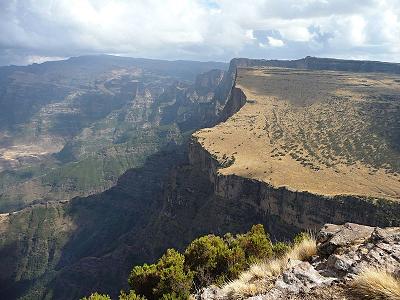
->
(1, 0), (400, 65)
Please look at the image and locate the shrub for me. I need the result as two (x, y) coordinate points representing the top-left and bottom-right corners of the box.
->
(235, 224), (273, 262)
(184, 234), (244, 285)
(119, 290), (147, 300)
(221, 245), (247, 282)
(129, 264), (159, 298)
(155, 249), (193, 299)
(272, 242), (290, 257)
(81, 292), (111, 300)
(128, 249), (193, 300)
(127, 224), (292, 298)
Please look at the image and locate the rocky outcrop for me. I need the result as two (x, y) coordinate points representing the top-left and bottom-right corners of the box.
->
(198, 223), (400, 299)
(271, 223), (400, 299)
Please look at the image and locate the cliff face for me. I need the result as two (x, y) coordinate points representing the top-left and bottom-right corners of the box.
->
(212, 56), (400, 114)
(189, 63), (400, 237)
(189, 137), (400, 237)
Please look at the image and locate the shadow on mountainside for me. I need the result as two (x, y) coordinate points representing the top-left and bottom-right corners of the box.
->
(46, 143), (298, 299)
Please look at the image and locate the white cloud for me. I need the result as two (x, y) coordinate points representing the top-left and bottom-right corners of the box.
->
(245, 30), (257, 40)
(279, 25), (314, 42)
(267, 36), (285, 47)
(0, 0), (400, 65)
(350, 15), (367, 46)
(26, 55), (65, 64)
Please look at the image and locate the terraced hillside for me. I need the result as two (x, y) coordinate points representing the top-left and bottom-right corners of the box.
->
(195, 67), (400, 200)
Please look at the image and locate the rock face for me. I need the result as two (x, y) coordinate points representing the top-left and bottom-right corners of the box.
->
(198, 223), (400, 300)
(317, 223), (400, 278)
(189, 138), (400, 237)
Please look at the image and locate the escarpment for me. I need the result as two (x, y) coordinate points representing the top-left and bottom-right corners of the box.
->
(191, 64), (400, 236)
(1, 57), (400, 299)
(189, 138), (400, 234)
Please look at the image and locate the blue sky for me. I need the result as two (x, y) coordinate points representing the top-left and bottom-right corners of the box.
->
(1, 0), (400, 65)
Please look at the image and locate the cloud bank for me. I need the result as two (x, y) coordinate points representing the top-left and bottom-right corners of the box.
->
(1, 0), (399, 65)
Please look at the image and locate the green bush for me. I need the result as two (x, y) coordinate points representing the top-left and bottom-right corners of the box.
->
(82, 292), (111, 300)
(119, 290), (147, 300)
(129, 249), (193, 300)
(235, 224), (273, 262)
(127, 224), (290, 298)
(129, 263), (159, 298)
(221, 245), (247, 281)
(184, 234), (246, 285)
(273, 242), (291, 257)
(293, 232), (312, 245)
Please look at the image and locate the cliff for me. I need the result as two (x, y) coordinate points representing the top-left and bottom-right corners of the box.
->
(190, 64), (400, 236)
(1, 57), (400, 299)
(212, 56), (400, 116)
(189, 138), (400, 235)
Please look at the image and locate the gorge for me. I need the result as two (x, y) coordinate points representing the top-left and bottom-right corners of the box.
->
(0, 56), (399, 299)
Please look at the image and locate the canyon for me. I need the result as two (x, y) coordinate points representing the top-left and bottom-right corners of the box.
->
(0, 56), (399, 299)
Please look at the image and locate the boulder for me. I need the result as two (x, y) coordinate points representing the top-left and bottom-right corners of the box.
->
(317, 223), (374, 257)
(274, 261), (336, 294)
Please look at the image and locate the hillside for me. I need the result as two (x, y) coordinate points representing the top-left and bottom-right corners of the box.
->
(195, 67), (400, 200)
(1, 57), (400, 299)
(0, 55), (227, 212)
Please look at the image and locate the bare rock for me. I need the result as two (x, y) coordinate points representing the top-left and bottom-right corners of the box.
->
(275, 261), (336, 294)
(197, 223), (400, 300)
(317, 223), (374, 257)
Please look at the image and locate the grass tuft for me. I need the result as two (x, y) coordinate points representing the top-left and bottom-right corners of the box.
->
(351, 267), (400, 300)
(219, 234), (317, 299)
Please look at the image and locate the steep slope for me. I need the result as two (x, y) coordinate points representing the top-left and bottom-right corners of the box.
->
(0, 56), (227, 212)
(1, 57), (400, 299)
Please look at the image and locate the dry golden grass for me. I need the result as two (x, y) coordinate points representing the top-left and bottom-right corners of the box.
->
(351, 267), (400, 300)
(194, 67), (400, 201)
(220, 235), (317, 299)
(287, 236), (317, 261)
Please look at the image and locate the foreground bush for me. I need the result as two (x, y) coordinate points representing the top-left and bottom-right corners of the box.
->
(83, 224), (297, 299)
(220, 233), (317, 299)
(234, 224), (273, 262)
(184, 234), (247, 286)
(82, 293), (111, 300)
(128, 249), (193, 300)
(83, 290), (146, 300)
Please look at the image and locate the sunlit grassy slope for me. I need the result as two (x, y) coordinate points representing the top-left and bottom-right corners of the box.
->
(195, 67), (400, 200)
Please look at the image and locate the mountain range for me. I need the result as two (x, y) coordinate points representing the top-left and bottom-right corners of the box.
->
(0, 55), (399, 299)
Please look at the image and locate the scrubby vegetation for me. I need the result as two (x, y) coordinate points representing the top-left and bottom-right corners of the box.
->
(220, 232), (316, 299)
(351, 267), (400, 300)
(82, 225), (312, 300)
